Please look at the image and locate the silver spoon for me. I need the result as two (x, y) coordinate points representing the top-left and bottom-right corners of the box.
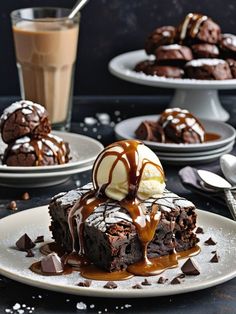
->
(69, 0), (90, 19)
(197, 169), (236, 220)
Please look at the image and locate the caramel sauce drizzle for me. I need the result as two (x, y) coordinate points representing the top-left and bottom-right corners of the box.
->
(180, 13), (208, 41)
(158, 109), (205, 143)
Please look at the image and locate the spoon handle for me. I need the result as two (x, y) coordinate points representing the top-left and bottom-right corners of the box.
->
(224, 189), (236, 220)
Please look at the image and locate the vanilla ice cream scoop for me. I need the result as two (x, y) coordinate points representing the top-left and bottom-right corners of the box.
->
(92, 140), (165, 201)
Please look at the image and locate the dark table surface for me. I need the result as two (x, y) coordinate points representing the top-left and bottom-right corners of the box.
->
(0, 96), (236, 314)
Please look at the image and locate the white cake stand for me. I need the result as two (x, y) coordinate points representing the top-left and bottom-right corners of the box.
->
(109, 50), (236, 121)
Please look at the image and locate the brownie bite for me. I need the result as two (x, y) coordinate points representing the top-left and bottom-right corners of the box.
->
(155, 44), (193, 66)
(191, 43), (219, 58)
(135, 121), (164, 142)
(145, 26), (176, 55)
(2, 134), (70, 167)
(220, 33), (236, 58)
(177, 13), (221, 44)
(0, 100), (51, 144)
(185, 58), (232, 80)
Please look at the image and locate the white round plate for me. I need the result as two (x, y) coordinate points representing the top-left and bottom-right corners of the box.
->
(109, 50), (236, 90)
(0, 206), (235, 298)
(0, 131), (104, 173)
(156, 142), (234, 158)
(115, 115), (236, 152)
(159, 146), (233, 165)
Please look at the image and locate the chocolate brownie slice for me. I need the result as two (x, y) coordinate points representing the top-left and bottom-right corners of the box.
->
(49, 183), (199, 272)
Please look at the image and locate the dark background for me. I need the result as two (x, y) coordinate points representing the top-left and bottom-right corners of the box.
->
(1, 0), (236, 97)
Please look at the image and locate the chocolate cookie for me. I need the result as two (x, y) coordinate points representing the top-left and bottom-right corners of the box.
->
(220, 33), (236, 58)
(226, 59), (236, 78)
(134, 60), (154, 74)
(2, 134), (70, 167)
(146, 65), (184, 78)
(178, 13), (221, 44)
(185, 59), (232, 80)
(0, 101), (51, 144)
(155, 44), (193, 66)
(135, 121), (164, 142)
(191, 43), (219, 58)
(145, 26), (176, 55)
(157, 108), (205, 144)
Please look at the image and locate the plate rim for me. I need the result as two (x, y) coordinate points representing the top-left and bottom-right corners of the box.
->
(115, 115), (236, 152)
(0, 205), (235, 298)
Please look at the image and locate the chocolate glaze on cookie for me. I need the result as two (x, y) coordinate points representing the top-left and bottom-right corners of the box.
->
(0, 100), (51, 144)
(2, 133), (70, 166)
(145, 26), (176, 55)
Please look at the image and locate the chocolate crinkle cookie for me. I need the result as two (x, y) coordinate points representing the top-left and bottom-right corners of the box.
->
(155, 44), (193, 65)
(185, 59), (232, 80)
(220, 33), (236, 58)
(0, 100), (51, 144)
(191, 43), (219, 59)
(177, 13), (221, 44)
(145, 26), (176, 55)
(2, 134), (70, 167)
(226, 59), (236, 78)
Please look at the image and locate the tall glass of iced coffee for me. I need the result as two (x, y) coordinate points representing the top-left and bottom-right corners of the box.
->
(11, 8), (80, 130)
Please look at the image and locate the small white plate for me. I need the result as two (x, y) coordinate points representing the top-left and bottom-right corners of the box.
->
(0, 206), (235, 298)
(109, 50), (236, 89)
(115, 115), (236, 152)
(0, 131), (104, 173)
(159, 146), (233, 165)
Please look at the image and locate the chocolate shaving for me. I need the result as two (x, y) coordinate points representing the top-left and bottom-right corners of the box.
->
(77, 280), (92, 287)
(170, 277), (181, 285)
(103, 281), (117, 289)
(211, 250), (216, 254)
(132, 284), (142, 289)
(195, 227), (204, 234)
(34, 236), (44, 243)
(25, 249), (34, 257)
(16, 233), (35, 251)
(141, 278), (152, 286)
(204, 237), (217, 246)
(181, 258), (200, 276)
(210, 253), (219, 263)
(157, 276), (168, 284)
(176, 273), (185, 279)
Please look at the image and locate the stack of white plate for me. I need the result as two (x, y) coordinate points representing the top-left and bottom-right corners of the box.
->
(0, 131), (103, 187)
(115, 115), (236, 165)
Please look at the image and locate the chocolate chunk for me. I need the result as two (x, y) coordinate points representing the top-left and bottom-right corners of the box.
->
(195, 227), (204, 234)
(34, 236), (44, 243)
(181, 258), (200, 276)
(103, 281), (117, 289)
(25, 249), (35, 257)
(77, 280), (92, 287)
(41, 253), (63, 274)
(204, 237), (217, 245)
(157, 276), (168, 284)
(210, 253), (219, 263)
(170, 277), (181, 284)
(8, 200), (17, 210)
(141, 278), (152, 286)
(22, 192), (30, 200)
(16, 233), (35, 251)
(132, 284), (143, 289)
